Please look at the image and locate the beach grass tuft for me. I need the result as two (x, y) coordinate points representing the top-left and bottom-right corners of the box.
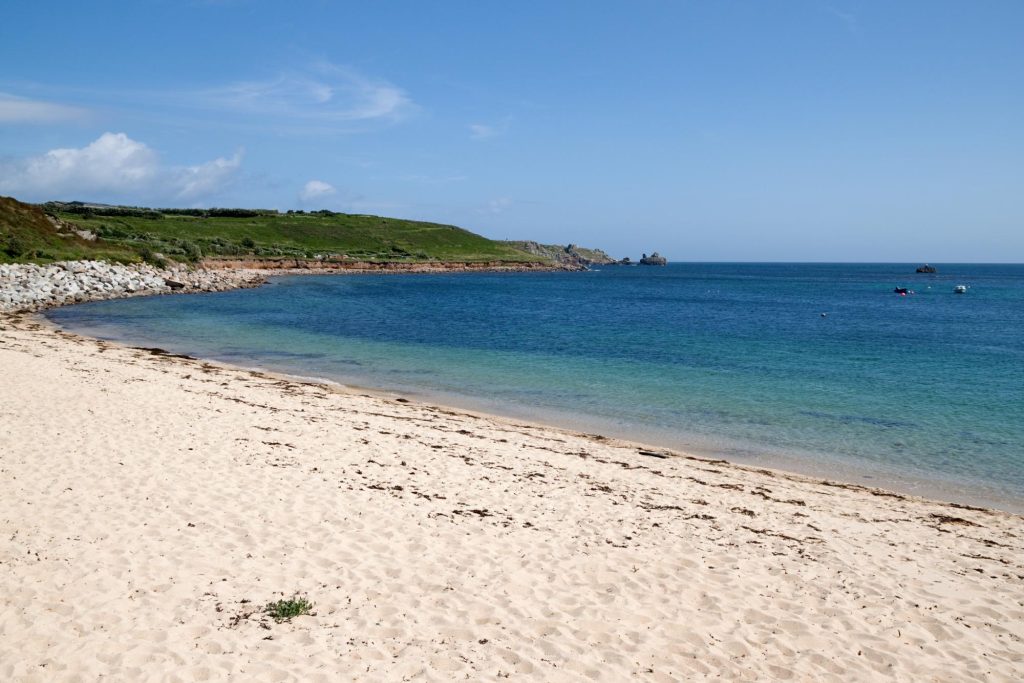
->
(264, 596), (314, 622)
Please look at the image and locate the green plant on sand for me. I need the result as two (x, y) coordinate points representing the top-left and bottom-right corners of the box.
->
(264, 596), (314, 622)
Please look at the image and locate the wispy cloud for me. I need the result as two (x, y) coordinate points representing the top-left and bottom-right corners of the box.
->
(826, 5), (860, 37)
(175, 151), (244, 201)
(0, 92), (89, 124)
(0, 132), (241, 203)
(469, 116), (511, 140)
(483, 197), (513, 214)
(196, 62), (415, 124)
(1, 61), (414, 134)
(299, 179), (337, 202)
(399, 173), (468, 185)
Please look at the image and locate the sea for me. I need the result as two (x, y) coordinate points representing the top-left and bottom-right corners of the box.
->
(47, 263), (1024, 512)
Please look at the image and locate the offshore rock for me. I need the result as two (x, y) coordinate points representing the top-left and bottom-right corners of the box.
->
(639, 252), (668, 266)
(916, 264), (937, 274)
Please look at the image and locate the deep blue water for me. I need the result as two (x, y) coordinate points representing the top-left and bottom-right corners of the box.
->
(48, 263), (1024, 510)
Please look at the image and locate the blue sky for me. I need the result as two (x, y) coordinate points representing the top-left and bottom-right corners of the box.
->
(1, 1), (1021, 261)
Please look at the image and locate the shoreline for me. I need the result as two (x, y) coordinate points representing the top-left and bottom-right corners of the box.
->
(218, 360), (1023, 515)
(17, 260), (1020, 515)
(199, 257), (587, 273)
(2, 311), (1022, 680)
(28, 313), (1003, 516)
(42, 309), (1024, 516)
(0, 258), (581, 315)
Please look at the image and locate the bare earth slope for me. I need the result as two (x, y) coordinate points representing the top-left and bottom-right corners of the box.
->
(1, 315), (1022, 681)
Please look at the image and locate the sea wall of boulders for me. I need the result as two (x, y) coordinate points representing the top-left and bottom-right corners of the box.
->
(0, 261), (266, 314)
(0, 257), (589, 315)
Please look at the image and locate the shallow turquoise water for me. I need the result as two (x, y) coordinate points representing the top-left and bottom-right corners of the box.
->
(48, 263), (1024, 510)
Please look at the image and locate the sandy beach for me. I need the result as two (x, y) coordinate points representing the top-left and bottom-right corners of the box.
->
(1, 313), (1022, 682)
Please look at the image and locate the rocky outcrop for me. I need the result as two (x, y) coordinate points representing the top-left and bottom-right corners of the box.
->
(200, 258), (584, 273)
(500, 242), (616, 268)
(916, 264), (937, 273)
(639, 252), (668, 266)
(45, 213), (96, 241)
(0, 261), (265, 313)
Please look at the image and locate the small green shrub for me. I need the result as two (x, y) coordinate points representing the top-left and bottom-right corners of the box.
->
(264, 596), (314, 622)
(137, 245), (168, 268)
(4, 235), (27, 257)
(181, 240), (203, 262)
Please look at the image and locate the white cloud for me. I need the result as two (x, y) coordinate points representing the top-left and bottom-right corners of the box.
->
(0, 132), (241, 203)
(0, 92), (88, 123)
(299, 180), (337, 202)
(199, 62), (414, 124)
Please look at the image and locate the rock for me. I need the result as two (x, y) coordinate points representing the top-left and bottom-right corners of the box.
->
(499, 241), (615, 268)
(165, 279), (186, 290)
(916, 264), (937, 273)
(639, 252), (668, 266)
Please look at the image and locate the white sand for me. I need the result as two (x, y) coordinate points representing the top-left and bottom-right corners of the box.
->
(1, 314), (1022, 681)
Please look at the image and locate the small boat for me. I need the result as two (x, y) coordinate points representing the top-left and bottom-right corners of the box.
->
(894, 287), (910, 295)
(954, 284), (967, 294)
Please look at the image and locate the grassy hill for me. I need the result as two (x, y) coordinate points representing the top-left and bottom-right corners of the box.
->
(1, 197), (545, 265)
(0, 197), (138, 264)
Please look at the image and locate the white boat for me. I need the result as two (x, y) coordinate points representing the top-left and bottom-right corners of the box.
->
(954, 284), (967, 294)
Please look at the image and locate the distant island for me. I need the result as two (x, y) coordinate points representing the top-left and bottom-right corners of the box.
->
(916, 264), (937, 273)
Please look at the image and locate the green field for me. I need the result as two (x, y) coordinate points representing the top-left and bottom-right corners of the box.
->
(1, 198), (545, 265)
